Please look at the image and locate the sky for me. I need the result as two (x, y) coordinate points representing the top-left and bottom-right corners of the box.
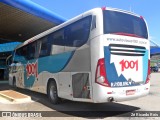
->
(31, 0), (160, 46)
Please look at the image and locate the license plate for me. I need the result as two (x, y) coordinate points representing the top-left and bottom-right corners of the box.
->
(126, 90), (136, 95)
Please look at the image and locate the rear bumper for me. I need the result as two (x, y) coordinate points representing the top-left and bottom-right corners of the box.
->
(92, 82), (150, 103)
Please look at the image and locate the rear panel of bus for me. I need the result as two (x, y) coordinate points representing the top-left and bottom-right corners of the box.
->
(91, 8), (150, 103)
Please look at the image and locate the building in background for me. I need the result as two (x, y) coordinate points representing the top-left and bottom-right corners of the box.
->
(0, 0), (66, 80)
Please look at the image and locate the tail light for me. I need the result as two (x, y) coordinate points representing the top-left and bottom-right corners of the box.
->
(145, 60), (151, 84)
(95, 58), (110, 87)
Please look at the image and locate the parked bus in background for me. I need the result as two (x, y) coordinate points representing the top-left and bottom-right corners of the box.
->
(9, 7), (150, 104)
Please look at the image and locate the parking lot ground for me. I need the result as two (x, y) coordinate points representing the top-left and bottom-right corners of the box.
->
(0, 73), (159, 120)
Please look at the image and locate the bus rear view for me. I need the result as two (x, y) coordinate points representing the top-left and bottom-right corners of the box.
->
(91, 8), (150, 103)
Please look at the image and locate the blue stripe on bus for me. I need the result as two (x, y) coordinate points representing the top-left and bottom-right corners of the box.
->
(142, 50), (148, 82)
(24, 51), (74, 88)
(38, 51), (74, 73)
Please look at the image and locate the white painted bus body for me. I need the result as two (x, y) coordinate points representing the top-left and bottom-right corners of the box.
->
(9, 7), (150, 103)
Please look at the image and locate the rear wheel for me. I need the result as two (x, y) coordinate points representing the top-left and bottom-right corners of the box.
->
(47, 81), (60, 104)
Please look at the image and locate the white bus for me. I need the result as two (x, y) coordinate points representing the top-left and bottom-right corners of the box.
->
(9, 7), (150, 104)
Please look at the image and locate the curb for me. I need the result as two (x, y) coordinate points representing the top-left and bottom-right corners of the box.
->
(0, 90), (31, 102)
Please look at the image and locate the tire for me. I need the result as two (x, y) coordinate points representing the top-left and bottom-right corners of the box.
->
(47, 81), (60, 104)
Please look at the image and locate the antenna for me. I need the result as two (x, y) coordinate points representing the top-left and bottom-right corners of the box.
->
(129, 6), (134, 13)
(130, 6), (132, 12)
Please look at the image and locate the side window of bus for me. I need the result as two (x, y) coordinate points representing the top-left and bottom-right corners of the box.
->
(50, 29), (65, 55)
(14, 46), (28, 62)
(21, 46), (28, 60)
(39, 37), (50, 57)
(66, 16), (92, 48)
(28, 42), (36, 60)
